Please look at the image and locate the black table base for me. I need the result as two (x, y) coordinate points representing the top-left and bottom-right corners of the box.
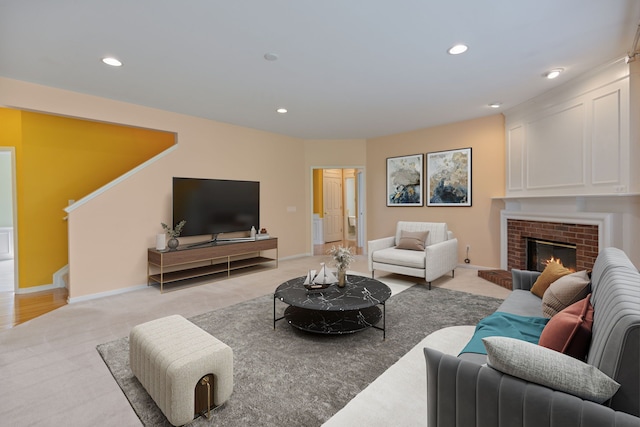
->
(283, 305), (384, 335)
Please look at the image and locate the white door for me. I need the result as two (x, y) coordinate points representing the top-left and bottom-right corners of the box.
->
(357, 170), (365, 248)
(323, 169), (343, 243)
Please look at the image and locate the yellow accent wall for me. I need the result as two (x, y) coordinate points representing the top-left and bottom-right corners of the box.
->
(313, 169), (323, 217)
(0, 108), (175, 289)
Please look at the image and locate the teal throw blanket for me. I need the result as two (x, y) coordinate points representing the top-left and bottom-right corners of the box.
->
(459, 311), (549, 355)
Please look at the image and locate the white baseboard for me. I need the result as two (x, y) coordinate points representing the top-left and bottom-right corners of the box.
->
(456, 263), (497, 270)
(53, 264), (69, 288)
(14, 265), (69, 294)
(15, 282), (63, 294)
(67, 252), (309, 303)
(67, 283), (149, 304)
(280, 253), (311, 261)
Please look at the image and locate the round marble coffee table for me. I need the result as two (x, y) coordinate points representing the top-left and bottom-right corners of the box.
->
(273, 274), (392, 338)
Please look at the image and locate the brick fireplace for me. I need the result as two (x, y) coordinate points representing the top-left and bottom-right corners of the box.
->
(481, 210), (619, 289)
(507, 219), (598, 272)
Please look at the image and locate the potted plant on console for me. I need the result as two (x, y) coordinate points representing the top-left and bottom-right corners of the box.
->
(162, 220), (186, 251)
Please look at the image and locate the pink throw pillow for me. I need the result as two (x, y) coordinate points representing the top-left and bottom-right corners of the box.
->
(538, 294), (594, 361)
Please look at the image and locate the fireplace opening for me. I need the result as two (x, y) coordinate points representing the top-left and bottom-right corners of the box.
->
(526, 238), (577, 272)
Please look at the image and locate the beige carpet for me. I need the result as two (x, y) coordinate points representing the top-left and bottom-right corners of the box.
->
(98, 286), (498, 426)
(323, 325), (475, 427)
(0, 255), (508, 426)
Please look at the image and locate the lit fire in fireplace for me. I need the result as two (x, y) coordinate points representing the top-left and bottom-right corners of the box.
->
(544, 256), (576, 272)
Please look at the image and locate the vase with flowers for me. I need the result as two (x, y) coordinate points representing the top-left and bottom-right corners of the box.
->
(328, 245), (355, 287)
(161, 220), (186, 251)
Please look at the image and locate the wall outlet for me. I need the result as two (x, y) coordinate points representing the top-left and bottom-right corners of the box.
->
(466, 244), (471, 251)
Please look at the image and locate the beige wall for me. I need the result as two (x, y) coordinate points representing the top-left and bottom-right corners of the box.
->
(367, 115), (505, 268)
(0, 75), (500, 299)
(1, 77), (311, 299)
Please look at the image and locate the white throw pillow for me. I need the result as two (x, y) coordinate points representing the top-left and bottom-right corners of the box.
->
(542, 270), (590, 318)
(482, 336), (619, 404)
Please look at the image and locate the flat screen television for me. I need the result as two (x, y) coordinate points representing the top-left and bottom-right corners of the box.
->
(172, 177), (260, 239)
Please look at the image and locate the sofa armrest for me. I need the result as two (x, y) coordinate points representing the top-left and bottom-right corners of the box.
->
(424, 348), (639, 427)
(424, 238), (458, 283)
(511, 268), (541, 291)
(367, 236), (396, 271)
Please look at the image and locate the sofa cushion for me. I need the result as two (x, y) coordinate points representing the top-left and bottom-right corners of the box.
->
(371, 246), (425, 269)
(496, 289), (543, 317)
(396, 230), (429, 251)
(542, 270), (590, 318)
(538, 294), (594, 360)
(530, 261), (572, 298)
(483, 336), (620, 404)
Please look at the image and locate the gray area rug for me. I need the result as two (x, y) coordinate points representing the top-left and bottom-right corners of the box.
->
(96, 286), (501, 426)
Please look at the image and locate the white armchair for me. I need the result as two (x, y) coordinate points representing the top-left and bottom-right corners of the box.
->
(367, 221), (458, 289)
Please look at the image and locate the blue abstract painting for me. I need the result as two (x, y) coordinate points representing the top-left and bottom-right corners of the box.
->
(387, 154), (423, 206)
(427, 148), (471, 206)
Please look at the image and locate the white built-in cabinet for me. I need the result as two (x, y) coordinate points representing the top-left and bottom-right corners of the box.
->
(504, 59), (639, 197)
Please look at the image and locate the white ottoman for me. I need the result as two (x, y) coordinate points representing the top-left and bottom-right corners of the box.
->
(129, 315), (233, 426)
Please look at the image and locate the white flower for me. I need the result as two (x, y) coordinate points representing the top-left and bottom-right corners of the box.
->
(328, 245), (355, 271)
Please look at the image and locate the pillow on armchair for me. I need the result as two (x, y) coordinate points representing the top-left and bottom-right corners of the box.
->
(396, 230), (429, 251)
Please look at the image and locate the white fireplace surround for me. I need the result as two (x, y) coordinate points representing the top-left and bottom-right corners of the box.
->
(500, 209), (618, 270)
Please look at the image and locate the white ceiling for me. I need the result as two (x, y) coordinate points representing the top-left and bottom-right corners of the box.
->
(1, 1), (639, 139)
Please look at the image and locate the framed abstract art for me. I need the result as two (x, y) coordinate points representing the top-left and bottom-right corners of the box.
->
(426, 147), (471, 206)
(386, 154), (423, 206)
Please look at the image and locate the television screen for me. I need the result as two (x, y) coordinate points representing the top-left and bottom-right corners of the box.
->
(172, 177), (260, 237)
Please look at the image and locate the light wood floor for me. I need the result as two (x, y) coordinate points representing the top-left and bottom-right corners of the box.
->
(0, 288), (68, 330)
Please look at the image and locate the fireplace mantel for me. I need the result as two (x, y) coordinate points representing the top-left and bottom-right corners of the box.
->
(500, 210), (618, 270)
(493, 194), (640, 201)
(494, 194), (640, 211)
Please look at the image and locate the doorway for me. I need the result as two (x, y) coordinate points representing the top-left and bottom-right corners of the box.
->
(312, 168), (364, 256)
(0, 149), (16, 292)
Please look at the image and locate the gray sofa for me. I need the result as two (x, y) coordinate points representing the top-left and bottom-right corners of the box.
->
(424, 247), (640, 426)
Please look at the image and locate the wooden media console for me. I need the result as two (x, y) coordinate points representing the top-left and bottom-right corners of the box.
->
(148, 237), (278, 292)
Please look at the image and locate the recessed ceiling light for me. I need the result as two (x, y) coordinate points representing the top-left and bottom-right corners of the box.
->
(102, 57), (122, 67)
(489, 102), (502, 108)
(544, 68), (564, 79)
(276, 108), (287, 114)
(447, 44), (468, 55)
